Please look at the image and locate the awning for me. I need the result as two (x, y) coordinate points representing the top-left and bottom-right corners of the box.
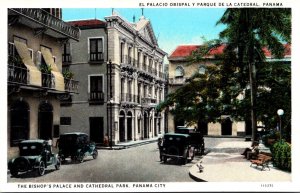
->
(14, 40), (42, 86)
(41, 47), (64, 91)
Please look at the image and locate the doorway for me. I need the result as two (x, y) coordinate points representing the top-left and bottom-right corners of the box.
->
(89, 117), (104, 143)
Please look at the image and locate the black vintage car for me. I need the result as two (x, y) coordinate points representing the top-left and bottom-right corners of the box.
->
(8, 139), (61, 177)
(175, 126), (205, 155)
(58, 132), (98, 163)
(160, 133), (195, 165)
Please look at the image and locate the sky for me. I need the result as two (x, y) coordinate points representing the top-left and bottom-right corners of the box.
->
(62, 8), (226, 57)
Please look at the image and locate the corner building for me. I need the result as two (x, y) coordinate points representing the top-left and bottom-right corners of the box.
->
(7, 8), (80, 159)
(105, 13), (167, 144)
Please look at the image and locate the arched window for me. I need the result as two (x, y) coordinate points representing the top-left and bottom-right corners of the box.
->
(199, 65), (206, 75)
(175, 66), (184, 77)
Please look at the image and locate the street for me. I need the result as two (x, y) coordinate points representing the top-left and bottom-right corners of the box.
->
(7, 142), (198, 182)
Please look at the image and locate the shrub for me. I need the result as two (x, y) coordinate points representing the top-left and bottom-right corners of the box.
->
(271, 140), (291, 171)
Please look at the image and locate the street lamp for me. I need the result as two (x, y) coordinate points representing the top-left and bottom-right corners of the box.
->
(277, 109), (284, 141)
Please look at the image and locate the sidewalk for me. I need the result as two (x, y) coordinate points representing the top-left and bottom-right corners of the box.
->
(97, 137), (158, 150)
(189, 140), (291, 182)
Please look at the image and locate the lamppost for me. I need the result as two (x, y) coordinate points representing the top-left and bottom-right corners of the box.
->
(108, 59), (113, 148)
(277, 109), (284, 141)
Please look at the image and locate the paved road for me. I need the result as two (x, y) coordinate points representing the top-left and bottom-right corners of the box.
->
(7, 142), (197, 182)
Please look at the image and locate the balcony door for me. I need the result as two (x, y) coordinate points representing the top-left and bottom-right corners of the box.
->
(89, 75), (104, 103)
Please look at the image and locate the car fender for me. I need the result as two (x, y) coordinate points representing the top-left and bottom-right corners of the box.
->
(8, 159), (15, 170)
(33, 156), (43, 168)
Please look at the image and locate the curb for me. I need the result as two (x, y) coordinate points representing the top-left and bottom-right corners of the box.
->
(97, 139), (157, 150)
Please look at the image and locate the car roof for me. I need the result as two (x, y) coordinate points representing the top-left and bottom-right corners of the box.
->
(60, 132), (88, 136)
(20, 139), (46, 144)
(164, 133), (190, 138)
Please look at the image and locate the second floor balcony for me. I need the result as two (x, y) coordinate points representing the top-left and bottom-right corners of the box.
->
(9, 8), (80, 41)
(89, 91), (105, 104)
(90, 52), (104, 62)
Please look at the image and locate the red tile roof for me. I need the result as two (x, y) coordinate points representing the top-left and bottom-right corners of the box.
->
(169, 45), (225, 59)
(170, 44), (291, 59)
(67, 19), (106, 28)
(262, 44), (291, 57)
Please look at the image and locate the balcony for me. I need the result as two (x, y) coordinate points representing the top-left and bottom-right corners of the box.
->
(62, 54), (72, 63)
(90, 52), (104, 62)
(7, 65), (29, 85)
(89, 91), (104, 104)
(9, 8), (80, 41)
(42, 73), (54, 89)
(120, 93), (137, 103)
(141, 97), (157, 108)
(169, 77), (186, 85)
(64, 78), (79, 93)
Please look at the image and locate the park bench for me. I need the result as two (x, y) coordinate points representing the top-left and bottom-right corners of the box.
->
(250, 153), (272, 171)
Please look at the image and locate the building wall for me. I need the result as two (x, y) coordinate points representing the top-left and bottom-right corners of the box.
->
(8, 15), (66, 159)
(60, 27), (108, 142)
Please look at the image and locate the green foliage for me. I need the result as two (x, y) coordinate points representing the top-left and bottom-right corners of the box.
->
(271, 140), (291, 171)
(62, 69), (74, 79)
(40, 63), (52, 74)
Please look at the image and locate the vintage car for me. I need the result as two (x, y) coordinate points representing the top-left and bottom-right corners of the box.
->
(160, 133), (195, 165)
(58, 132), (98, 163)
(175, 126), (205, 155)
(8, 139), (61, 177)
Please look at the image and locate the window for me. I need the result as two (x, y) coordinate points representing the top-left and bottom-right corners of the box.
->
(89, 38), (104, 61)
(199, 65), (206, 75)
(62, 43), (71, 63)
(60, 117), (71, 125)
(89, 75), (104, 103)
(175, 66), (184, 77)
(120, 42), (124, 63)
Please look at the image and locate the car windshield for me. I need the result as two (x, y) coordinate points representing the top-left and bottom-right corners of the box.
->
(19, 143), (43, 156)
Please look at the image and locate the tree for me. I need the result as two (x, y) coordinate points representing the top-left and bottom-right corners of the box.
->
(217, 8), (291, 143)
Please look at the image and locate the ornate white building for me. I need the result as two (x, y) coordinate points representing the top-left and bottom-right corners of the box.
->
(105, 13), (167, 144)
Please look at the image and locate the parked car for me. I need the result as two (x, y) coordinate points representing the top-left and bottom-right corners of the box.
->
(58, 132), (98, 163)
(160, 133), (195, 165)
(175, 126), (205, 155)
(8, 139), (61, 177)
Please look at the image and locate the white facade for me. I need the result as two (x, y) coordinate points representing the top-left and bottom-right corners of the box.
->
(105, 13), (167, 144)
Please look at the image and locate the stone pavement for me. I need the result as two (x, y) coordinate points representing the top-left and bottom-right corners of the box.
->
(97, 137), (158, 150)
(189, 140), (291, 182)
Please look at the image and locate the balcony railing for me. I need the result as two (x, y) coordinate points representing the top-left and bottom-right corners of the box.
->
(10, 8), (80, 41)
(141, 97), (157, 107)
(120, 93), (137, 103)
(169, 77), (186, 85)
(42, 73), (54, 89)
(7, 65), (29, 84)
(89, 91), (104, 103)
(62, 54), (72, 63)
(64, 78), (79, 93)
(90, 52), (104, 62)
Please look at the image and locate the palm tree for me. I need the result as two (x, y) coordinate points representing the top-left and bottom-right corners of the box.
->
(217, 8), (291, 143)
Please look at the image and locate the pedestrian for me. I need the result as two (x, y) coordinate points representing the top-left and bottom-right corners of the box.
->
(47, 137), (53, 152)
(241, 141), (259, 159)
(158, 137), (164, 162)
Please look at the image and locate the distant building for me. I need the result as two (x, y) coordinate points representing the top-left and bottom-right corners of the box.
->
(60, 19), (108, 144)
(7, 8), (80, 159)
(167, 44), (291, 136)
(105, 12), (167, 144)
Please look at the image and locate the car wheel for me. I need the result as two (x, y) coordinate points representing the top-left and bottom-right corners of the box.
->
(10, 169), (18, 177)
(77, 154), (84, 163)
(55, 158), (61, 170)
(37, 161), (45, 176)
(92, 150), (98, 159)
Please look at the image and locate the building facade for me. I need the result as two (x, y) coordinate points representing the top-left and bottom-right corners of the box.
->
(60, 19), (108, 144)
(105, 13), (167, 145)
(7, 8), (80, 159)
(167, 44), (291, 136)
